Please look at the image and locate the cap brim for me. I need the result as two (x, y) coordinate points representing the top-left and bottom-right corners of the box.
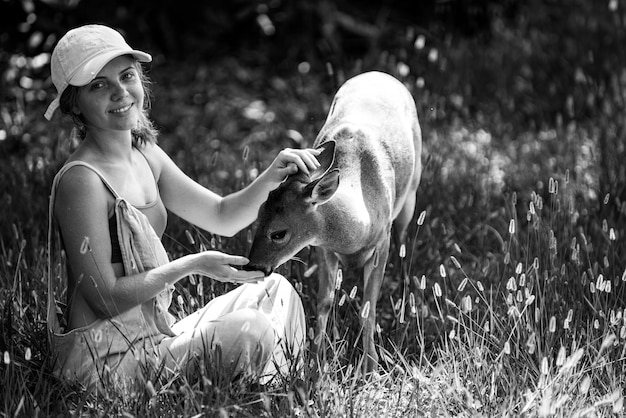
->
(69, 49), (152, 87)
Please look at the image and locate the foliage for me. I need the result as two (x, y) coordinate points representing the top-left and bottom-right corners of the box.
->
(2, 0), (626, 416)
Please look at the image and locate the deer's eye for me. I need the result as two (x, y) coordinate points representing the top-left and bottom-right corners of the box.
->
(270, 230), (287, 242)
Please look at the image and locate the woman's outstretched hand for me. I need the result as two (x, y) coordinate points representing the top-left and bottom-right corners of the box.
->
(265, 148), (322, 184)
(190, 251), (265, 283)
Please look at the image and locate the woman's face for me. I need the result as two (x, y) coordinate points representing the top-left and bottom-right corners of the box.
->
(73, 55), (144, 135)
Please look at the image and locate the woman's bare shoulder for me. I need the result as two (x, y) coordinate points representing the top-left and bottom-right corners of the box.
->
(54, 164), (111, 213)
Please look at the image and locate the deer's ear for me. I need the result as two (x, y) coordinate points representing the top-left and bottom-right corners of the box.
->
(305, 169), (340, 205)
(314, 140), (336, 177)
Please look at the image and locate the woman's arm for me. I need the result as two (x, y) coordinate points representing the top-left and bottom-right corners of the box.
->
(55, 167), (263, 319)
(152, 143), (320, 236)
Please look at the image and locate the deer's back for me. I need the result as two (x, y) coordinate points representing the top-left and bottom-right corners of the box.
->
(314, 71), (420, 219)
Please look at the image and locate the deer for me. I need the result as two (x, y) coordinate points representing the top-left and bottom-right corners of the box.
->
(245, 71), (422, 375)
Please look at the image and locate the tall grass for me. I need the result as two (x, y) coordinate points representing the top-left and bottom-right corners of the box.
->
(2, 62), (626, 416)
(3, 135), (625, 417)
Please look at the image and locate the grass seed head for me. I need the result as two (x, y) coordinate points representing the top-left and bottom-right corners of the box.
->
(439, 264), (446, 278)
(419, 275), (426, 290)
(580, 375), (591, 394)
(535, 307), (540, 323)
(612, 392), (623, 413)
(556, 346), (566, 367)
(361, 301), (370, 318)
(462, 295), (472, 312)
(507, 276), (516, 291)
(600, 333), (616, 353)
(90, 328), (102, 343)
(417, 210), (426, 226)
(549, 316), (557, 333)
(185, 229), (195, 245)
(80, 236), (90, 254)
(241, 321), (251, 333)
(433, 282), (442, 297)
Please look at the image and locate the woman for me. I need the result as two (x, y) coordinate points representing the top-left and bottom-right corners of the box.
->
(45, 24), (319, 392)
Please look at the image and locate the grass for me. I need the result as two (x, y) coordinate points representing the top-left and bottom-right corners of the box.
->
(2, 59), (626, 416)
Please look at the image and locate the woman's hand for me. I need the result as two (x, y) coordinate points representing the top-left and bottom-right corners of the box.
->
(191, 251), (265, 284)
(265, 148), (322, 185)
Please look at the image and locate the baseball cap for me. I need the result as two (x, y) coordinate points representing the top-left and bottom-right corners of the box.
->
(44, 24), (152, 120)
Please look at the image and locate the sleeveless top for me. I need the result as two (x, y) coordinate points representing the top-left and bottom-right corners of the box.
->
(46, 160), (176, 385)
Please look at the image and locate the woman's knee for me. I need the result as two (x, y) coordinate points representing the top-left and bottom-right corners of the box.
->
(214, 308), (275, 373)
(231, 308), (275, 349)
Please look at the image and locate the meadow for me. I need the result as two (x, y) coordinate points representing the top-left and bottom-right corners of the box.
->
(2, 6), (626, 415)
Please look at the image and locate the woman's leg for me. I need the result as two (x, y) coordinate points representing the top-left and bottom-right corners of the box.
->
(161, 274), (306, 381)
(158, 307), (275, 380)
(254, 274), (306, 379)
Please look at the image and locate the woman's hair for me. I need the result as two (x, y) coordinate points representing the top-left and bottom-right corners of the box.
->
(59, 57), (158, 146)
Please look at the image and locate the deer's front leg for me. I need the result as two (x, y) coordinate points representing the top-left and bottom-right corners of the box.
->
(313, 249), (339, 372)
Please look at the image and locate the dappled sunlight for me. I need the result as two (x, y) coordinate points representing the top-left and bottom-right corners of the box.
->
(2, 0), (626, 416)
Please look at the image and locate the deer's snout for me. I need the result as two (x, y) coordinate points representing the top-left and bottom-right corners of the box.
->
(242, 263), (274, 277)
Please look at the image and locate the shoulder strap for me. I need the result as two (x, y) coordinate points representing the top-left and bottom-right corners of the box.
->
(51, 161), (121, 200)
(135, 146), (159, 184)
(46, 161), (121, 335)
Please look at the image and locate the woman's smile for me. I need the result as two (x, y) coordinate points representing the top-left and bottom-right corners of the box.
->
(109, 103), (133, 114)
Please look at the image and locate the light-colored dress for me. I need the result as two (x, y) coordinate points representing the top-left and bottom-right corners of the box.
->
(46, 161), (306, 392)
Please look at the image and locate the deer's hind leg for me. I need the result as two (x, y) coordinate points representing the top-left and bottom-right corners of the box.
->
(392, 180), (419, 282)
(361, 231), (391, 375)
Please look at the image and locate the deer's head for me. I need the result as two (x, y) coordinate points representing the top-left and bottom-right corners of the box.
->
(245, 141), (339, 275)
